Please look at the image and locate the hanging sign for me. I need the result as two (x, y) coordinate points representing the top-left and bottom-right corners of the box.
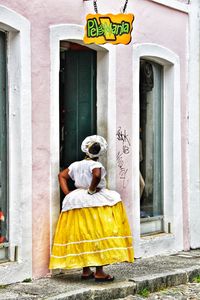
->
(84, 13), (134, 45)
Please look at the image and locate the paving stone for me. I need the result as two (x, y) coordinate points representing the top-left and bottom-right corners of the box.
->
(119, 282), (200, 300)
(1, 250), (200, 299)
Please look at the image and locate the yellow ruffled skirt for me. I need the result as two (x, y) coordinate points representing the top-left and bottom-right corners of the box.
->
(49, 201), (134, 269)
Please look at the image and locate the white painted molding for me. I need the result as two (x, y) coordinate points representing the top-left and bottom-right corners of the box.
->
(188, 0), (200, 248)
(0, 6), (32, 284)
(49, 24), (116, 246)
(132, 43), (183, 258)
(150, 0), (189, 13)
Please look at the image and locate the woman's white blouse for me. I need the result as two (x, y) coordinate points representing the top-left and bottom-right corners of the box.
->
(61, 159), (121, 212)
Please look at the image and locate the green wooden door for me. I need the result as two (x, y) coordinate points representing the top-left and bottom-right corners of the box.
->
(60, 47), (97, 170)
(0, 31), (7, 245)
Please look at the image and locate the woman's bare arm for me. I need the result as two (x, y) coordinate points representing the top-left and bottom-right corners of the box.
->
(88, 168), (101, 193)
(58, 168), (71, 195)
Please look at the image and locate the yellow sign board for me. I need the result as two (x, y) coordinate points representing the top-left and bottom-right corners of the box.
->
(84, 13), (134, 45)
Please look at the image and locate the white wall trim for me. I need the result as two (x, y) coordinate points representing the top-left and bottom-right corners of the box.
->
(188, 0), (200, 248)
(150, 0), (189, 13)
(0, 6), (32, 284)
(49, 24), (116, 246)
(132, 43), (183, 258)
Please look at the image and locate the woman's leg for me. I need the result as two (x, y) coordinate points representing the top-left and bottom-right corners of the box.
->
(82, 266), (93, 276)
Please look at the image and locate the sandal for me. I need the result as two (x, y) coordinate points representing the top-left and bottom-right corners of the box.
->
(95, 274), (115, 282)
(81, 272), (95, 280)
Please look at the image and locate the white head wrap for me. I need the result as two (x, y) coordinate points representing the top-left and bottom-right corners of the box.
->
(81, 135), (108, 158)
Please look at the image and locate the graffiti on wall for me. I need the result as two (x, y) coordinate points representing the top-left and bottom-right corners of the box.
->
(116, 127), (131, 188)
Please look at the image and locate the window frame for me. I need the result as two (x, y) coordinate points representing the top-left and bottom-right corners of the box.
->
(0, 6), (32, 284)
(149, 0), (189, 13)
(132, 43), (183, 258)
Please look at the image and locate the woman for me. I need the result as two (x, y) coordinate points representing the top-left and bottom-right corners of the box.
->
(49, 135), (134, 281)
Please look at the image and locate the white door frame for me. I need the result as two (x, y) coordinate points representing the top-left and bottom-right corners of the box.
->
(49, 24), (117, 245)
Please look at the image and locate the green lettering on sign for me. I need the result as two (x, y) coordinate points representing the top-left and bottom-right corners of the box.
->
(84, 13), (134, 45)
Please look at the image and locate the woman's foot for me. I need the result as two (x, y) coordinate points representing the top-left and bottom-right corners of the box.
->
(95, 267), (114, 282)
(95, 273), (114, 282)
(81, 267), (94, 280)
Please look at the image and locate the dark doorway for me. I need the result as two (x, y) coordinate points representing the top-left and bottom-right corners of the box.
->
(59, 42), (97, 195)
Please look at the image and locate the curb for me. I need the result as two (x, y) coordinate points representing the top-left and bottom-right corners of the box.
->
(45, 266), (200, 300)
(46, 281), (137, 300)
(130, 266), (200, 295)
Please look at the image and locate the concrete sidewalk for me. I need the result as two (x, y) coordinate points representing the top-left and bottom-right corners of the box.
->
(1, 249), (200, 299)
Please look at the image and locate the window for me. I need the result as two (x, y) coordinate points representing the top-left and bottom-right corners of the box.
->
(0, 31), (8, 261)
(0, 6), (31, 284)
(140, 59), (164, 235)
(132, 43), (182, 257)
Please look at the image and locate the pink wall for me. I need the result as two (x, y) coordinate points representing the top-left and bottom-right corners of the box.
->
(0, 0), (189, 277)
(116, 45), (133, 214)
(0, 0), (86, 277)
